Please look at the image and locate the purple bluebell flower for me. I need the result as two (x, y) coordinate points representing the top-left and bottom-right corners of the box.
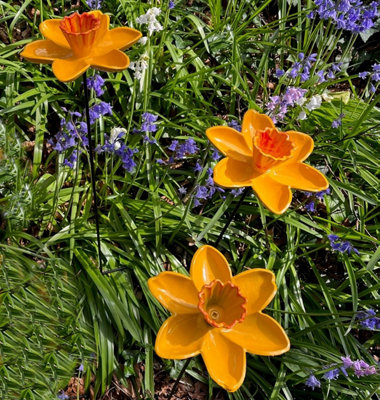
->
(315, 188), (331, 200)
(168, 140), (178, 152)
(89, 102), (112, 124)
(86, 0), (103, 9)
(323, 367), (340, 380)
(141, 112), (158, 132)
(305, 374), (321, 390)
(57, 391), (69, 400)
(305, 201), (316, 212)
(78, 364), (84, 372)
(231, 188), (245, 197)
(369, 83), (376, 93)
(332, 113), (345, 128)
(195, 186), (208, 199)
(211, 149), (221, 161)
(178, 186), (187, 195)
(328, 234), (359, 255)
(169, 0), (175, 8)
(228, 120), (242, 132)
(87, 74), (105, 97)
(356, 309), (380, 330)
(317, 70), (326, 83)
(371, 72), (380, 82)
(275, 69), (285, 77)
(156, 158), (165, 164)
(327, 70), (335, 80)
(341, 356), (354, 369)
(194, 162), (203, 173)
(373, 64), (380, 72)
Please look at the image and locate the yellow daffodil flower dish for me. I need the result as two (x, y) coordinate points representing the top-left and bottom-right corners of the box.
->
(148, 245), (290, 392)
(21, 11), (142, 82)
(206, 110), (329, 214)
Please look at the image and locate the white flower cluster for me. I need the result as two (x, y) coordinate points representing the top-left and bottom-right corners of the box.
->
(136, 7), (163, 35)
(129, 54), (149, 79)
(110, 127), (127, 150)
(298, 95), (322, 120)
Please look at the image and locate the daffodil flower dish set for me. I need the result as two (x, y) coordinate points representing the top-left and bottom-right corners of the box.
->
(21, 10), (329, 393)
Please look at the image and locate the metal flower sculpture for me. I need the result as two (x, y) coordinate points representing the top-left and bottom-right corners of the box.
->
(206, 110), (329, 214)
(148, 245), (290, 392)
(21, 11), (142, 82)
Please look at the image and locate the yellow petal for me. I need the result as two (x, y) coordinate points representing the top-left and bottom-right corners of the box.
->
(242, 110), (275, 151)
(190, 245), (232, 291)
(95, 27), (142, 54)
(206, 126), (252, 161)
(20, 40), (72, 63)
(213, 157), (258, 188)
(155, 314), (209, 359)
(39, 19), (70, 49)
(271, 163), (329, 191)
(282, 131), (314, 165)
(222, 313), (290, 356)
(148, 272), (199, 314)
(201, 330), (246, 392)
(251, 174), (292, 214)
(52, 57), (90, 82)
(232, 269), (277, 315)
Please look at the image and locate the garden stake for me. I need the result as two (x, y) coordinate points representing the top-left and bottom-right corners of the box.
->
(83, 72), (103, 274)
(167, 187), (250, 400)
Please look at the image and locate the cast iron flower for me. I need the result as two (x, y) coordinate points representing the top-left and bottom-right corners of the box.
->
(206, 110), (329, 214)
(148, 245), (290, 392)
(21, 11), (142, 82)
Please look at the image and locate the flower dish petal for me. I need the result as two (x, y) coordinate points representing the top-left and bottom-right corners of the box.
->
(271, 163), (329, 191)
(39, 19), (70, 49)
(206, 126), (252, 161)
(281, 131), (314, 165)
(148, 272), (199, 314)
(20, 40), (72, 63)
(190, 246), (232, 291)
(242, 110), (275, 151)
(222, 313), (290, 356)
(213, 157), (258, 188)
(251, 174), (292, 214)
(96, 27), (142, 54)
(232, 269), (277, 315)
(90, 49), (130, 72)
(52, 57), (90, 82)
(155, 314), (209, 359)
(201, 330), (246, 392)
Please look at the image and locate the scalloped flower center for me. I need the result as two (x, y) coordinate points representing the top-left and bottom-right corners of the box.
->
(198, 280), (247, 329)
(60, 13), (101, 57)
(252, 128), (295, 171)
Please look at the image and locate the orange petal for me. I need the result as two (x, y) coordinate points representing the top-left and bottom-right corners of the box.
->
(148, 272), (199, 314)
(222, 313), (290, 356)
(39, 19), (70, 49)
(95, 27), (142, 55)
(251, 174), (292, 214)
(89, 49), (130, 72)
(242, 110), (275, 151)
(206, 126), (252, 161)
(52, 57), (90, 82)
(232, 269), (277, 315)
(20, 40), (72, 63)
(213, 157), (258, 188)
(271, 163), (329, 191)
(201, 330), (246, 392)
(282, 131), (314, 165)
(190, 246), (232, 291)
(155, 314), (209, 359)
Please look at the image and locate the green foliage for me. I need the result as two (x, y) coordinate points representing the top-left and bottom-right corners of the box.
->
(0, 0), (379, 399)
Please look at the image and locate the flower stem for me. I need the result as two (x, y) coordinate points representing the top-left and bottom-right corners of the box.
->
(167, 359), (191, 400)
(83, 72), (103, 274)
(214, 187), (250, 247)
(168, 187), (250, 399)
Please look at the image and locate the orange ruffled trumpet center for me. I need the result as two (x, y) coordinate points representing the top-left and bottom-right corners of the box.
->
(252, 128), (295, 172)
(60, 12), (100, 57)
(198, 280), (247, 329)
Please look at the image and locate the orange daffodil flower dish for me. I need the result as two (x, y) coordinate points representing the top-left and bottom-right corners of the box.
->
(20, 11), (142, 82)
(148, 245), (290, 392)
(206, 110), (329, 214)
